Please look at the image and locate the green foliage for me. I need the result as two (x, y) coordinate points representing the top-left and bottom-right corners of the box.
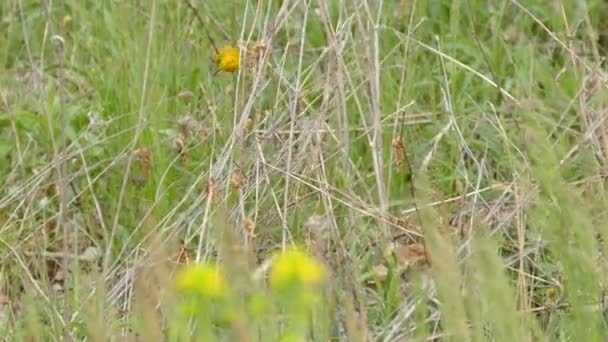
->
(1, 0), (608, 340)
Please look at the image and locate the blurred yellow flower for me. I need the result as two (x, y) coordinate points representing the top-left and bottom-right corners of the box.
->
(278, 333), (306, 342)
(270, 248), (326, 291)
(174, 263), (227, 299)
(215, 46), (240, 72)
(247, 294), (268, 317)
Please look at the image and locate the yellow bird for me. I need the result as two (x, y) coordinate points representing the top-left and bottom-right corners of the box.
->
(215, 46), (240, 73)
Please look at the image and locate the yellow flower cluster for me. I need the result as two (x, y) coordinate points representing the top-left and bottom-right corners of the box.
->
(215, 46), (240, 73)
(173, 249), (325, 301)
(174, 263), (227, 300)
(270, 248), (326, 291)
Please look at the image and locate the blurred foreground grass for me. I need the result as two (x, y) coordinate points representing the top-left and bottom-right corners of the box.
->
(2, 0), (608, 340)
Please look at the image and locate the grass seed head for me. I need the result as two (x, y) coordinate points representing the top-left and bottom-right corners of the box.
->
(174, 133), (189, 163)
(243, 217), (255, 238)
(230, 170), (244, 190)
(392, 137), (404, 171)
(206, 177), (220, 203)
(133, 147), (152, 178)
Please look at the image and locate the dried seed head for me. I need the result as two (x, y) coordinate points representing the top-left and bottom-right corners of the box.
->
(252, 41), (271, 69)
(174, 133), (189, 163)
(230, 170), (244, 190)
(372, 264), (389, 282)
(243, 217), (256, 237)
(178, 116), (197, 140)
(206, 177), (219, 203)
(177, 90), (194, 101)
(392, 137), (404, 171)
(133, 147), (150, 161)
(177, 246), (192, 265)
(133, 148), (152, 177)
(199, 128), (210, 143)
(390, 215), (412, 231)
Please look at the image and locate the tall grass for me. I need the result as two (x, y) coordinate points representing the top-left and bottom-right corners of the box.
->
(1, 0), (608, 340)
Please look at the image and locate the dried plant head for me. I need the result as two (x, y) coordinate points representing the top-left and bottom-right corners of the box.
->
(230, 170), (244, 190)
(177, 245), (192, 265)
(253, 41), (270, 60)
(215, 46), (240, 73)
(247, 41), (271, 71)
(243, 217), (255, 238)
(392, 137), (404, 171)
(206, 177), (220, 203)
(177, 115), (197, 140)
(199, 127), (210, 143)
(133, 147), (152, 178)
(174, 133), (189, 163)
(133, 147), (150, 161)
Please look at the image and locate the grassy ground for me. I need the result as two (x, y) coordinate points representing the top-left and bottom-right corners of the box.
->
(2, 0), (608, 340)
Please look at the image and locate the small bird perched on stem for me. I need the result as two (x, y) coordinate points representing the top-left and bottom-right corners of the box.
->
(184, 0), (240, 74)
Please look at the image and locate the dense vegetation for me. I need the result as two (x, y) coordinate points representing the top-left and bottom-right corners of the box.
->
(2, 0), (608, 340)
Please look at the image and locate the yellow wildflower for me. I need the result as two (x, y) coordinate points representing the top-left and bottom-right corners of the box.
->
(270, 248), (326, 291)
(174, 262), (227, 299)
(215, 46), (240, 73)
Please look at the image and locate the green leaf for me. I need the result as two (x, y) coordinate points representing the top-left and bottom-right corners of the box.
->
(0, 139), (12, 159)
(0, 114), (10, 128)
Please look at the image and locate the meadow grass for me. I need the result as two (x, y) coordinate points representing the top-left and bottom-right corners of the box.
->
(2, 0), (608, 340)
